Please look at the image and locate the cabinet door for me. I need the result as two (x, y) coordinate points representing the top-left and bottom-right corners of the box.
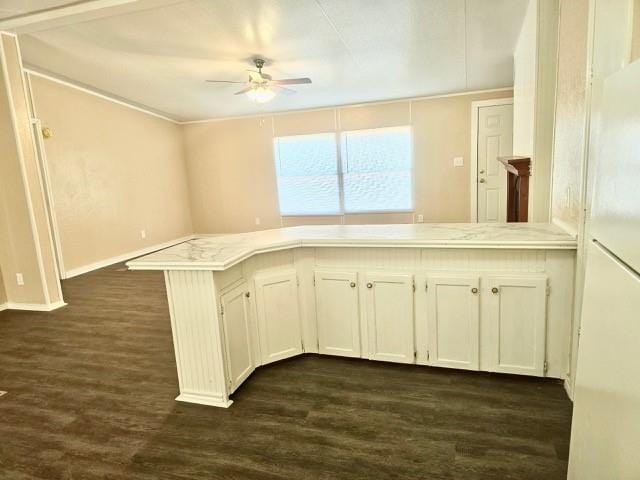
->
(254, 270), (303, 364)
(426, 275), (480, 370)
(220, 283), (254, 394)
(314, 270), (360, 358)
(365, 273), (414, 364)
(486, 276), (547, 376)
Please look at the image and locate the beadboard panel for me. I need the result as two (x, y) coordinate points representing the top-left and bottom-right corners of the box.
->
(314, 247), (421, 270)
(242, 249), (296, 274)
(421, 249), (547, 272)
(164, 270), (231, 407)
(213, 264), (243, 292)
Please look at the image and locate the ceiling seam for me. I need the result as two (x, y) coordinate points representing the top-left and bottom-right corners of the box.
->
(313, 0), (361, 71)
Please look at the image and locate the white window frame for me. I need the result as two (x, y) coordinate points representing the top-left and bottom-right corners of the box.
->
(274, 125), (414, 217)
(339, 125), (415, 214)
(273, 132), (342, 216)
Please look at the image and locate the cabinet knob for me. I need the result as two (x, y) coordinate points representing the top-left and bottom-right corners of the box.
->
(245, 291), (250, 298)
(491, 287), (499, 294)
(350, 282), (356, 288)
(479, 178), (486, 183)
(471, 287), (478, 294)
(366, 282), (373, 289)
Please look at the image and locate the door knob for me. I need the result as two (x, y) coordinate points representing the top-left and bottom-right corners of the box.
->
(471, 287), (478, 294)
(491, 287), (499, 294)
(366, 282), (373, 289)
(350, 282), (356, 288)
(479, 178), (486, 183)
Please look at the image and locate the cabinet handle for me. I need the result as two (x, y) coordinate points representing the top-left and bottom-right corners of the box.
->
(366, 282), (373, 289)
(491, 287), (499, 294)
(245, 291), (250, 298)
(350, 282), (356, 288)
(471, 287), (478, 294)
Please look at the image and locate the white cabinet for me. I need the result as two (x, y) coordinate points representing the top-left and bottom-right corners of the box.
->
(485, 275), (547, 376)
(220, 282), (254, 394)
(426, 275), (480, 370)
(314, 270), (361, 358)
(365, 273), (414, 364)
(254, 270), (302, 364)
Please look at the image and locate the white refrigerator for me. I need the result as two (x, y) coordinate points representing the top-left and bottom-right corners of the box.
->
(568, 60), (640, 478)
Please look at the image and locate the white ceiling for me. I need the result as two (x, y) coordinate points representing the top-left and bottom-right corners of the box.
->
(9, 0), (528, 121)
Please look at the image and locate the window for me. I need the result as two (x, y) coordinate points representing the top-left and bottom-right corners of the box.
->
(274, 133), (340, 216)
(274, 126), (413, 216)
(341, 126), (413, 213)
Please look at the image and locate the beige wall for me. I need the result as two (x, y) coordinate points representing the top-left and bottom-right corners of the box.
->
(31, 75), (193, 273)
(550, 0), (590, 234)
(184, 89), (513, 234)
(0, 33), (62, 306)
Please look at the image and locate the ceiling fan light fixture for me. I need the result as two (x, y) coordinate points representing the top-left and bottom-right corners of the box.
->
(246, 85), (275, 103)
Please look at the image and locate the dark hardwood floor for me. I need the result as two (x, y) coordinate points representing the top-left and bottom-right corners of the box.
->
(0, 263), (573, 480)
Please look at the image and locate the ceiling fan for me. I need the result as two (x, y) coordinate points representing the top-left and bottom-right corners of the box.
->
(206, 58), (311, 103)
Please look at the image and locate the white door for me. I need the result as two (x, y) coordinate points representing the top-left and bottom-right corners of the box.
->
(314, 270), (361, 358)
(254, 270), (303, 364)
(426, 275), (480, 370)
(220, 282), (254, 393)
(365, 273), (414, 364)
(485, 275), (547, 376)
(476, 102), (513, 222)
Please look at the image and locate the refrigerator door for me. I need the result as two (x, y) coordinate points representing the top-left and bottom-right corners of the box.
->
(568, 241), (640, 479)
(590, 60), (640, 272)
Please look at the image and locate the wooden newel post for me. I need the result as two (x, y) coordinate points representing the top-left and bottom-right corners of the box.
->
(498, 156), (531, 223)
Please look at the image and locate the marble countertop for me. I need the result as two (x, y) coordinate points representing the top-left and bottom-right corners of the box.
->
(127, 223), (577, 271)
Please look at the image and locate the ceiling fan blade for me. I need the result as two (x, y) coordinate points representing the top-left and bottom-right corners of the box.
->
(271, 78), (312, 85)
(206, 80), (246, 84)
(247, 70), (264, 82)
(274, 85), (297, 96)
(234, 86), (253, 95)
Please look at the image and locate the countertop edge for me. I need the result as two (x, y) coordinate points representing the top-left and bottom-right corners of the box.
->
(127, 237), (578, 271)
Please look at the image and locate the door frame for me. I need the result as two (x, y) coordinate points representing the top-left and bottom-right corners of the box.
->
(470, 98), (514, 222)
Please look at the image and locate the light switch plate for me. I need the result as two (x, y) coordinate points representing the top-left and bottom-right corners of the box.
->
(16, 273), (24, 286)
(140, 230), (146, 239)
(416, 214), (424, 223)
(255, 217), (261, 225)
(453, 157), (464, 167)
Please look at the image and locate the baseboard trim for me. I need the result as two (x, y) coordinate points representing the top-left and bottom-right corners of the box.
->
(3, 301), (67, 312)
(65, 235), (195, 279)
(176, 393), (233, 408)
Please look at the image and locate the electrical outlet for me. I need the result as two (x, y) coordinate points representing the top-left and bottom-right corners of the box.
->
(416, 214), (424, 223)
(255, 217), (261, 226)
(453, 157), (464, 167)
(16, 273), (24, 286)
(140, 230), (146, 239)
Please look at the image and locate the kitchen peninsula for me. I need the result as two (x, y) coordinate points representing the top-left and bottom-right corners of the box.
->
(128, 223), (577, 408)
